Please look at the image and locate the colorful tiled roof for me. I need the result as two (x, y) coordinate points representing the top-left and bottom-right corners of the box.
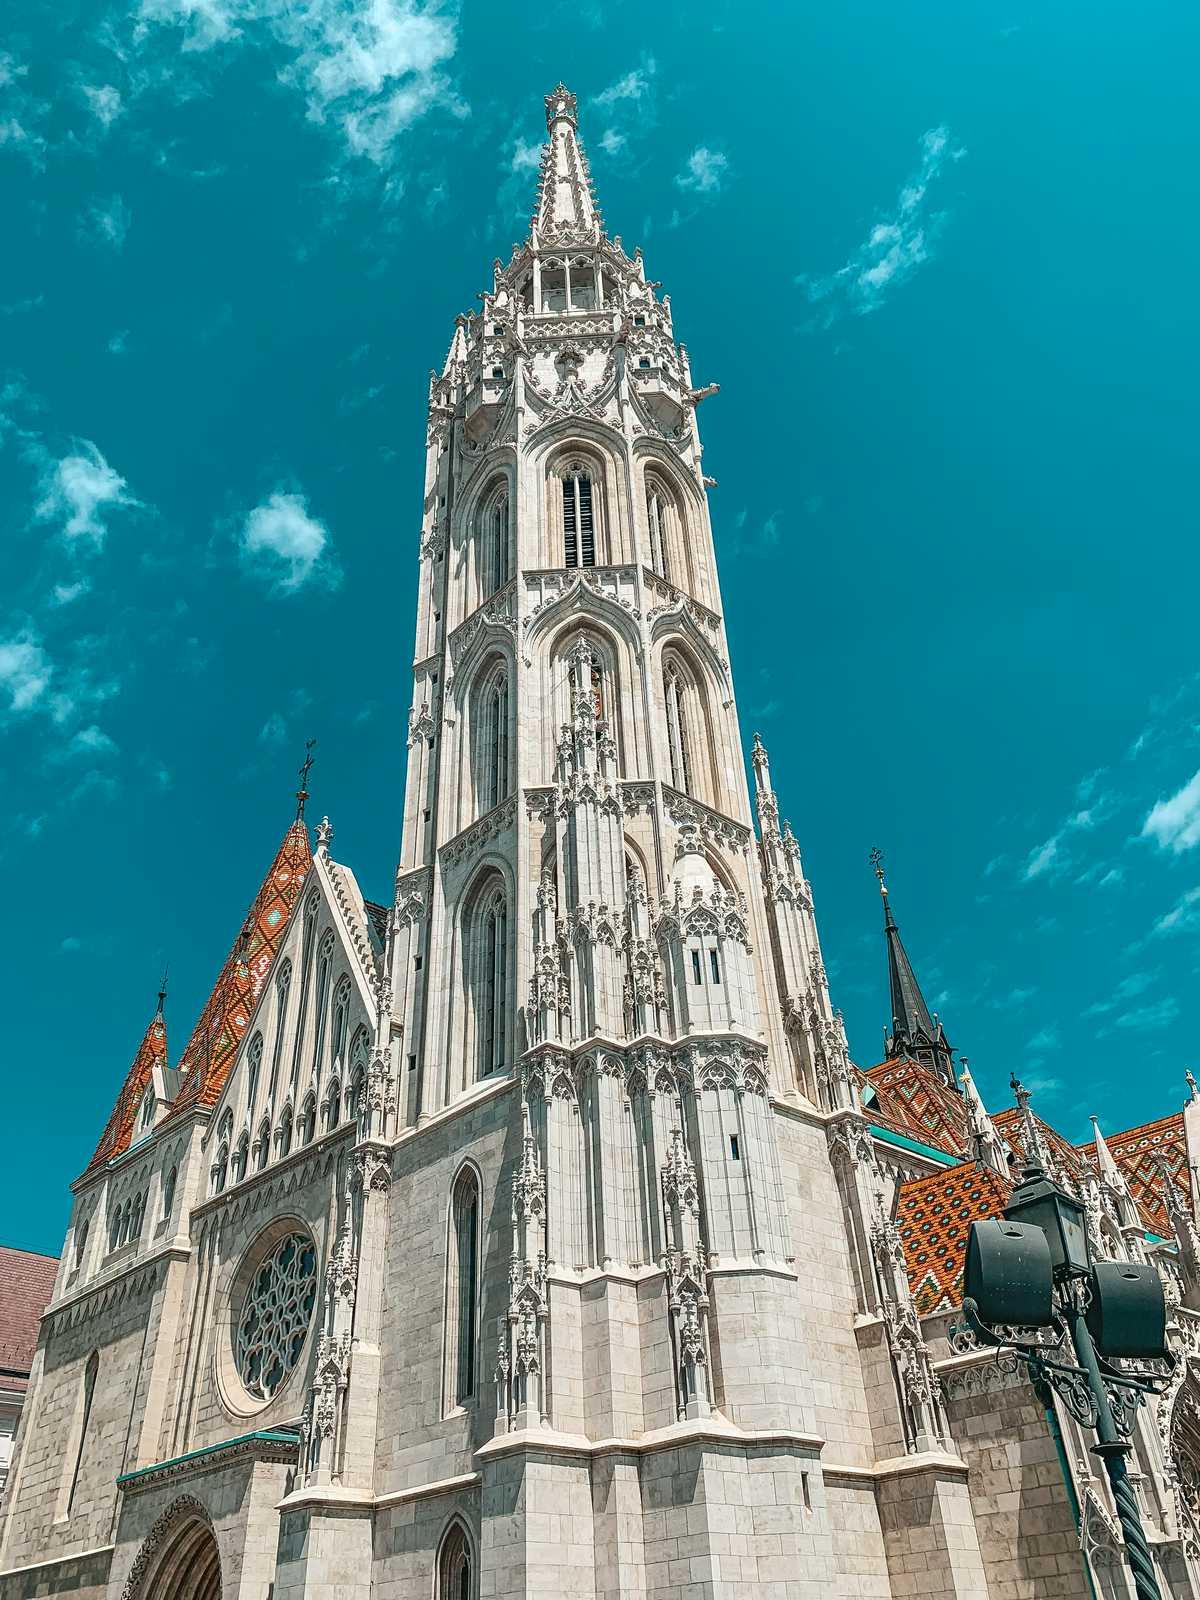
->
(166, 821), (311, 1121)
(993, 1106), (1091, 1188)
(1077, 1111), (1191, 1236)
(0, 1246), (59, 1388)
(895, 1162), (1013, 1316)
(85, 1007), (169, 1174)
(864, 1058), (970, 1159)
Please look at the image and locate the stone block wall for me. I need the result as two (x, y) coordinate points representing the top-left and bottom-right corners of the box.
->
(940, 1359), (1090, 1599)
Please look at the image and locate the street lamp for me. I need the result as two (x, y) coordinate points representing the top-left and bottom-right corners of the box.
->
(958, 1077), (1170, 1600)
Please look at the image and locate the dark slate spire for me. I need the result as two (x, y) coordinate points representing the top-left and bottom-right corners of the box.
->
(871, 850), (957, 1090)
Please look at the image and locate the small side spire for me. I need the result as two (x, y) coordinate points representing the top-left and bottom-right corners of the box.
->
(1011, 1074), (1054, 1177)
(295, 738), (316, 821)
(531, 82), (601, 241)
(960, 1059), (1007, 1176)
(871, 852), (957, 1090)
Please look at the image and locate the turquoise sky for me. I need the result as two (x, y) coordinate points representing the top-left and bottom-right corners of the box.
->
(3, 0), (1198, 1253)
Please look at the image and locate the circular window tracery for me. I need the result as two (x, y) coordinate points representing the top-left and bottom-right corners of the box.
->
(234, 1231), (317, 1402)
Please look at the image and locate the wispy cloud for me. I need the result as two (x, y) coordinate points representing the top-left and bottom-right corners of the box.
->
(676, 145), (729, 196)
(35, 442), (139, 547)
(1142, 769), (1200, 854)
(81, 84), (124, 129)
(1026, 1025), (1060, 1053)
(0, 54), (48, 167)
(136, 0), (465, 167)
(0, 634), (53, 715)
(259, 710), (287, 745)
(1022, 800), (1112, 883)
(1084, 971), (1157, 1018)
(54, 723), (120, 761)
(1153, 886), (1200, 937)
(238, 490), (339, 593)
(80, 195), (131, 250)
(1112, 997), (1179, 1031)
(798, 125), (965, 324)
(590, 58), (657, 160)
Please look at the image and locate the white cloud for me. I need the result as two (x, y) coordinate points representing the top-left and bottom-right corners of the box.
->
(58, 724), (119, 760)
(137, 0), (464, 167)
(82, 84), (124, 128)
(36, 441), (139, 547)
(509, 136), (541, 174)
(81, 195), (131, 250)
(259, 710), (287, 745)
(1143, 769), (1200, 853)
(1113, 998), (1179, 1030)
(51, 580), (91, 606)
(239, 490), (338, 592)
(1021, 803), (1109, 883)
(799, 125), (965, 322)
(675, 145), (729, 196)
(1026, 1025), (1060, 1053)
(591, 59), (657, 158)
(1153, 887), (1200, 937)
(0, 634), (53, 714)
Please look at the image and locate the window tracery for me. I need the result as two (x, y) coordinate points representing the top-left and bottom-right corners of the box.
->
(474, 885), (508, 1078)
(560, 462), (595, 568)
(663, 661), (695, 796)
(446, 1171), (480, 1406)
(437, 1522), (474, 1600)
(245, 1032), (263, 1119)
(268, 960), (292, 1098)
(481, 483), (509, 597)
(646, 476), (674, 581)
(234, 1231), (318, 1403)
(311, 931), (335, 1086)
(331, 976), (351, 1067)
(476, 660), (510, 813)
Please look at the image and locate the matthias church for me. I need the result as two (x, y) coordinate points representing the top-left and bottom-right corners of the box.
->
(4, 85), (1200, 1600)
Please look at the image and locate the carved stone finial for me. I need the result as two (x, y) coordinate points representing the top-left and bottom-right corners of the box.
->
(1187, 1068), (1199, 1103)
(544, 83), (578, 130)
(316, 815), (334, 854)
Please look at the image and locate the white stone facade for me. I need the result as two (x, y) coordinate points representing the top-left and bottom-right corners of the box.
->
(5, 81), (1200, 1600)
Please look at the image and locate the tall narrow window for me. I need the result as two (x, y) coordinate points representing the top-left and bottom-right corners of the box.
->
(331, 976), (351, 1067)
(65, 1352), (98, 1518)
(646, 481), (671, 581)
(268, 961), (292, 1098)
(483, 488), (509, 596)
(562, 468), (595, 568)
(245, 1032), (263, 1119)
(310, 932), (334, 1088)
(438, 1522), (474, 1600)
(478, 890), (508, 1077)
(289, 901), (319, 1093)
(664, 667), (694, 795)
(479, 665), (510, 812)
(449, 1173), (480, 1404)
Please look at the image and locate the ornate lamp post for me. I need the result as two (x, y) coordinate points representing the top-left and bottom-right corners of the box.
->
(957, 1078), (1170, 1600)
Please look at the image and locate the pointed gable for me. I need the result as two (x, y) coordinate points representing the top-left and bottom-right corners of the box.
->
(166, 820), (312, 1120)
(84, 1006), (169, 1174)
(1077, 1110), (1190, 1236)
(864, 1057), (970, 1159)
(992, 1105), (1091, 1189)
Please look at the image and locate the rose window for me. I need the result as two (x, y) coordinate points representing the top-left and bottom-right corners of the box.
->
(235, 1232), (318, 1401)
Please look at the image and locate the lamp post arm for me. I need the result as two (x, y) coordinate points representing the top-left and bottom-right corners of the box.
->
(1064, 1297), (1163, 1600)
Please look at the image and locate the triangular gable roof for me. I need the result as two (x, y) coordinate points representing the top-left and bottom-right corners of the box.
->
(863, 1057), (969, 1159)
(1077, 1110), (1190, 1237)
(84, 1007), (169, 1174)
(165, 820), (312, 1123)
(895, 1161), (1013, 1315)
(993, 1105), (1091, 1188)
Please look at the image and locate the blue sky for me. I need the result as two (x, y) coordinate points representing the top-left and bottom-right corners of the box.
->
(3, 0), (1199, 1254)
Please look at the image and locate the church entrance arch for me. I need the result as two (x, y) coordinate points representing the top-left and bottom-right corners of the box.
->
(123, 1497), (222, 1600)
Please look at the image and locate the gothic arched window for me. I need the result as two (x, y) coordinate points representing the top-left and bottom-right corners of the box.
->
(289, 901), (320, 1094)
(437, 1521), (474, 1600)
(331, 976), (351, 1067)
(663, 662), (695, 796)
(561, 464), (595, 568)
(233, 1133), (250, 1183)
(481, 484), (509, 597)
(162, 1165), (176, 1218)
(74, 1217), (89, 1269)
(64, 1351), (98, 1518)
(211, 1145), (229, 1195)
(477, 887), (508, 1078)
(311, 931), (335, 1085)
(268, 960), (292, 1098)
(275, 1105), (293, 1160)
(446, 1171), (480, 1406)
(254, 1117), (271, 1171)
(476, 661), (510, 813)
(299, 1092), (317, 1146)
(646, 478), (672, 581)
(245, 1032), (263, 1119)
(323, 1078), (341, 1131)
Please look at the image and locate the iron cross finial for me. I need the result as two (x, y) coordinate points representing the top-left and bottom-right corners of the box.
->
(870, 847), (887, 893)
(296, 738), (316, 820)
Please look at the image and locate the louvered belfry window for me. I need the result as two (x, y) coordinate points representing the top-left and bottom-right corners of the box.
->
(562, 468), (595, 568)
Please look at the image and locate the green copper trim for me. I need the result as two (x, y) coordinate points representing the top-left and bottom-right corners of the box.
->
(117, 1429), (299, 1486)
(868, 1124), (957, 1168)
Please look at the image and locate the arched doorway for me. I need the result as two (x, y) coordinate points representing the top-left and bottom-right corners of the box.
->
(124, 1500), (221, 1600)
(149, 1517), (220, 1600)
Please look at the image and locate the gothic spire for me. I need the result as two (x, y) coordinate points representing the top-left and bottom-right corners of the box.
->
(871, 851), (956, 1090)
(84, 994), (169, 1174)
(531, 84), (602, 242)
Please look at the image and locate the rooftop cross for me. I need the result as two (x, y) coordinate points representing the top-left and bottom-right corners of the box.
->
(296, 738), (316, 821)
